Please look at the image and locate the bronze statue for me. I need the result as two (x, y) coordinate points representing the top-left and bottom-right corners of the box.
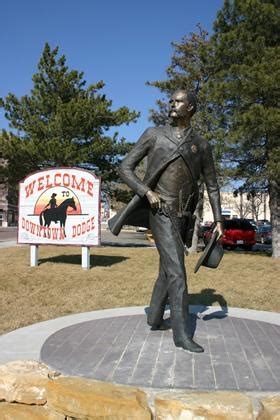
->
(109, 90), (223, 353)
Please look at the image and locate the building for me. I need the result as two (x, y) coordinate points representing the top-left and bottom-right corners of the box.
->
(0, 159), (18, 227)
(0, 184), (18, 227)
(101, 191), (111, 223)
(203, 191), (270, 223)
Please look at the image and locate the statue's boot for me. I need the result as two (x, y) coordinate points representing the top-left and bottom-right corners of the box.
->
(172, 311), (204, 353)
(171, 311), (204, 353)
(171, 309), (204, 353)
(149, 319), (171, 331)
(147, 295), (170, 330)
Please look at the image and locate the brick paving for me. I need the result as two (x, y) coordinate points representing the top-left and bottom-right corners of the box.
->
(40, 314), (280, 391)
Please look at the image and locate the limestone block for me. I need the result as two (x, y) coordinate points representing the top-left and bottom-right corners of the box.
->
(47, 376), (152, 419)
(258, 395), (280, 420)
(0, 360), (57, 405)
(0, 402), (64, 420)
(155, 391), (254, 420)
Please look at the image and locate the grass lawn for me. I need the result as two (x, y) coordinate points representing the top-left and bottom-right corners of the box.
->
(0, 245), (279, 335)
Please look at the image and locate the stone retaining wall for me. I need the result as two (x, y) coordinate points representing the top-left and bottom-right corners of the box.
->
(0, 361), (279, 419)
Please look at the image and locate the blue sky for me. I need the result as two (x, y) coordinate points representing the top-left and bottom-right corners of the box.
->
(0, 0), (223, 141)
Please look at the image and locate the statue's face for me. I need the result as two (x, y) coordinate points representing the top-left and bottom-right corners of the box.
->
(168, 91), (192, 119)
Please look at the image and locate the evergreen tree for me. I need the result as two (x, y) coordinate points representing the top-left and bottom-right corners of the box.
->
(0, 43), (139, 197)
(148, 26), (214, 135)
(207, 0), (280, 257)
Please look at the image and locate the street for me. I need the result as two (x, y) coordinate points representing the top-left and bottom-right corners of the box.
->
(0, 226), (272, 253)
(0, 227), (17, 241)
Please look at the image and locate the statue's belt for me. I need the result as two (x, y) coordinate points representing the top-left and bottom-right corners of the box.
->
(157, 193), (194, 256)
(158, 192), (194, 218)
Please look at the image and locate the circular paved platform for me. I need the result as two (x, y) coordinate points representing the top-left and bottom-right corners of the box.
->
(40, 313), (280, 391)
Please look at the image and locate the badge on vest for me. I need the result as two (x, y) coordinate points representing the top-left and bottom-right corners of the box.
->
(191, 144), (197, 153)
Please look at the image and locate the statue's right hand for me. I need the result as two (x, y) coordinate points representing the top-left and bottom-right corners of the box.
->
(146, 190), (162, 209)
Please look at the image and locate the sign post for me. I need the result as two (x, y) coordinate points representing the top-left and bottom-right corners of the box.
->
(30, 244), (39, 267)
(18, 168), (101, 269)
(82, 246), (90, 270)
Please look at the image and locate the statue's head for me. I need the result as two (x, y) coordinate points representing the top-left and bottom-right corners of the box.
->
(168, 90), (197, 120)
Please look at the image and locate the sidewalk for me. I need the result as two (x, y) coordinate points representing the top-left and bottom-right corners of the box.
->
(0, 240), (17, 248)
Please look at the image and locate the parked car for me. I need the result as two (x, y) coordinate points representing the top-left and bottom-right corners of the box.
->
(198, 223), (212, 239)
(204, 219), (256, 251)
(256, 219), (271, 226)
(244, 218), (257, 230)
(256, 225), (272, 244)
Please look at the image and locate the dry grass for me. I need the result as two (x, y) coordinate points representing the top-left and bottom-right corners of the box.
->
(0, 245), (279, 334)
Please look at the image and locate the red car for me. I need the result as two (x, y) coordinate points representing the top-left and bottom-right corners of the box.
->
(204, 219), (256, 251)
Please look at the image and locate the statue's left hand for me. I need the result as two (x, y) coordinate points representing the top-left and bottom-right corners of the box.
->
(146, 190), (162, 209)
(214, 222), (224, 240)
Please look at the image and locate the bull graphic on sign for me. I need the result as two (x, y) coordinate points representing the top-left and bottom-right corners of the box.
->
(39, 197), (76, 235)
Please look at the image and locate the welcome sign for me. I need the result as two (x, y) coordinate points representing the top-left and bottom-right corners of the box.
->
(18, 168), (101, 246)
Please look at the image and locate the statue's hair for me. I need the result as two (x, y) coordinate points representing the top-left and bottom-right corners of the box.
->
(186, 91), (197, 115)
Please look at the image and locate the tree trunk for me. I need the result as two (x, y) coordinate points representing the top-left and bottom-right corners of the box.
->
(188, 215), (201, 254)
(269, 180), (280, 258)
